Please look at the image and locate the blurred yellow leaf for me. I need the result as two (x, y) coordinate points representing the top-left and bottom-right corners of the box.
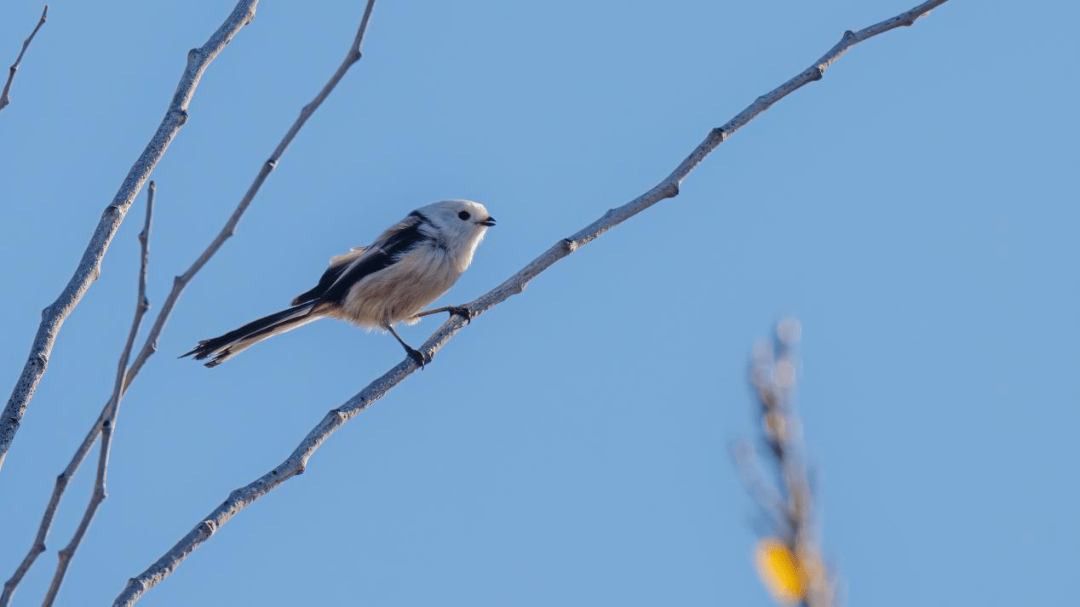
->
(754, 539), (804, 605)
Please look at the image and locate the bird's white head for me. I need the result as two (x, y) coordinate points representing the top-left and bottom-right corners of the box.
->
(416, 199), (495, 269)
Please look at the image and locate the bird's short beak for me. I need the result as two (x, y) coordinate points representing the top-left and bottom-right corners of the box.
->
(479, 217), (496, 227)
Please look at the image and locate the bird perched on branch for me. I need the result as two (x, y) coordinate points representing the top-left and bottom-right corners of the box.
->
(183, 199), (495, 368)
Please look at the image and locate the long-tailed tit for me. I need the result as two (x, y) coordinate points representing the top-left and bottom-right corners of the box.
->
(183, 199), (495, 368)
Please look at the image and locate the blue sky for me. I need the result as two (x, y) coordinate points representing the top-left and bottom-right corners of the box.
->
(1, 0), (1077, 605)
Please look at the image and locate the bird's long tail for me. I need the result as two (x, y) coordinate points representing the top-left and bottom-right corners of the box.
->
(182, 303), (320, 367)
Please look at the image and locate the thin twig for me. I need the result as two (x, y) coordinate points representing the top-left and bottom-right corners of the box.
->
(1, 185), (155, 607)
(126, 0), (378, 384)
(0, 4), (48, 113)
(112, 2), (948, 604)
(5, 2), (379, 601)
(0, 411), (99, 607)
(38, 183), (154, 607)
(0, 0), (259, 475)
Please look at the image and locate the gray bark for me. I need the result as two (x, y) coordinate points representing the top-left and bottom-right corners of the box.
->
(3, 0), (378, 603)
(0, 4), (48, 113)
(0, 0), (260, 474)
(112, 1), (950, 605)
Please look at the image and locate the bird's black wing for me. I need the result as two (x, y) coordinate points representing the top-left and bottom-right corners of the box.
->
(293, 213), (432, 306)
(292, 265), (347, 306)
(291, 249), (363, 305)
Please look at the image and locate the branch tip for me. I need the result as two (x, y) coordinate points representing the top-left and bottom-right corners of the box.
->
(27, 170), (157, 607)
(0, 4), (49, 113)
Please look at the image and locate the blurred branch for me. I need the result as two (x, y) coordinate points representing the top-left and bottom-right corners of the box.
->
(7, 0), (379, 601)
(0, 0), (260, 475)
(0, 4), (48, 113)
(733, 438), (792, 537)
(41, 183), (154, 607)
(737, 319), (835, 607)
(112, 1), (948, 604)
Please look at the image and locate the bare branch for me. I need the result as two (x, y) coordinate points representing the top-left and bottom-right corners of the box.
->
(126, 0), (379, 383)
(37, 183), (154, 607)
(0, 4), (48, 113)
(0, 410), (98, 607)
(1, 184), (155, 607)
(0, 0), (259, 475)
(6, 1), (380, 600)
(112, 2), (949, 604)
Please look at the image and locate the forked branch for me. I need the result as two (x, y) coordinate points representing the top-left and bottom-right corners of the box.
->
(41, 183), (154, 607)
(1, 184), (154, 607)
(5, 0), (379, 602)
(0, 0), (260, 475)
(112, 1), (949, 605)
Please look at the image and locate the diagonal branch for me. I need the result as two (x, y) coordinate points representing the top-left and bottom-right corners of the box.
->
(112, 1), (949, 604)
(4, 0), (379, 602)
(0, 4), (48, 113)
(0, 410), (100, 607)
(0, 184), (154, 607)
(40, 183), (154, 607)
(126, 0), (378, 383)
(0, 0), (260, 476)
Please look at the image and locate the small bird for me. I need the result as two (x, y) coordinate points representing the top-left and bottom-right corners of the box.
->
(182, 199), (495, 368)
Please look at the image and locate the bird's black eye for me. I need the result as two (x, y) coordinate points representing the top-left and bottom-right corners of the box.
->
(458, 211), (471, 220)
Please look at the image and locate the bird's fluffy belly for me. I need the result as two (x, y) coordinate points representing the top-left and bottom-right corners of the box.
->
(333, 247), (460, 327)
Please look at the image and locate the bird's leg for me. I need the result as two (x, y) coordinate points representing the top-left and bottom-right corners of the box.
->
(415, 305), (472, 324)
(385, 324), (430, 369)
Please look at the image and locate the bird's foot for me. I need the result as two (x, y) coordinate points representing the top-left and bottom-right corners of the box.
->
(406, 345), (431, 369)
(448, 305), (472, 325)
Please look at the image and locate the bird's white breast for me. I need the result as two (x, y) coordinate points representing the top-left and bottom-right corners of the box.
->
(336, 243), (464, 327)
